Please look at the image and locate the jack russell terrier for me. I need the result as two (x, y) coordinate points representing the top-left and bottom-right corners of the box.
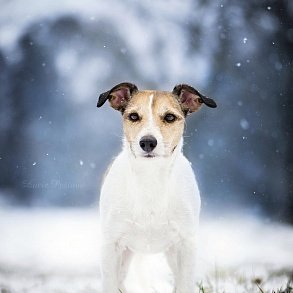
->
(97, 82), (217, 293)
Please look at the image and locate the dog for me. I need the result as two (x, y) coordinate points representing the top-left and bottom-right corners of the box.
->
(97, 82), (216, 293)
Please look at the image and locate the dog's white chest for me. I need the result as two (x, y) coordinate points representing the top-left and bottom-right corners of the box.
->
(119, 168), (181, 253)
(100, 150), (200, 254)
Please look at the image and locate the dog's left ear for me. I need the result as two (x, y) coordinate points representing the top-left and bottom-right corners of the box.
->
(97, 82), (138, 112)
(172, 84), (217, 115)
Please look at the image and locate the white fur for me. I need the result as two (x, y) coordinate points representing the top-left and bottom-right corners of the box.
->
(100, 114), (201, 293)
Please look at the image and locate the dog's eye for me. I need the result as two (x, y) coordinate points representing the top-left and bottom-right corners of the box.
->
(164, 113), (177, 123)
(128, 112), (140, 122)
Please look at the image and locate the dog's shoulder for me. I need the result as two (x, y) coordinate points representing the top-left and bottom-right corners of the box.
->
(103, 151), (127, 175)
(173, 153), (196, 179)
(100, 151), (129, 192)
(101, 160), (114, 187)
(171, 153), (201, 204)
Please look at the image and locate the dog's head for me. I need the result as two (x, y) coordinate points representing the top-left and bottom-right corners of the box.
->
(97, 82), (217, 159)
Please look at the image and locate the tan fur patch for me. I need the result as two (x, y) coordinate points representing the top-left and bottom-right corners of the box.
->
(123, 91), (152, 147)
(152, 92), (185, 155)
(123, 91), (185, 156)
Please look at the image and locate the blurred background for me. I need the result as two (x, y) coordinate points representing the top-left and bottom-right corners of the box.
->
(1, 1), (293, 292)
(0, 0), (292, 223)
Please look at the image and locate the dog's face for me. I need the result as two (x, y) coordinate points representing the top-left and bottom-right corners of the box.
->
(97, 83), (216, 159)
(123, 91), (185, 158)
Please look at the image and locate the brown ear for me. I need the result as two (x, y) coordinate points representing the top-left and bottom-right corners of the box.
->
(97, 82), (138, 112)
(172, 84), (217, 115)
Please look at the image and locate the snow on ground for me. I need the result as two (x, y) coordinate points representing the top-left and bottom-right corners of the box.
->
(0, 208), (292, 293)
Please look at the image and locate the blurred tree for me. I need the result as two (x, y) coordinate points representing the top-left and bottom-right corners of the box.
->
(185, 0), (293, 222)
(2, 31), (59, 204)
(271, 0), (293, 222)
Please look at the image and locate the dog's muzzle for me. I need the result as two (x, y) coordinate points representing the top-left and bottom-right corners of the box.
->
(139, 135), (157, 153)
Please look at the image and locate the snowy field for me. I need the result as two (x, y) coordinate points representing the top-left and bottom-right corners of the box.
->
(0, 208), (292, 293)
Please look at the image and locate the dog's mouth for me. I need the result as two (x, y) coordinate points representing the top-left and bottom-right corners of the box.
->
(143, 153), (156, 158)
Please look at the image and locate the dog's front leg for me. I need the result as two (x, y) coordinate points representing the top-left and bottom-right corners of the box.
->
(172, 237), (198, 293)
(100, 242), (120, 293)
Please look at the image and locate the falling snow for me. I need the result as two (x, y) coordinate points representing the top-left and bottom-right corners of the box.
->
(240, 118), (249, 130)
(90, 162), (96, 169)
(208, 139), (214, 147)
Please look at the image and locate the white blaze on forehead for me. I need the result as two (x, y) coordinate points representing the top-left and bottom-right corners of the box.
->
(148, 94), (154, 115)
(148, 94), (154, 127)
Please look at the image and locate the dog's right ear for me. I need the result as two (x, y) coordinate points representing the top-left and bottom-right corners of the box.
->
(97, 82), (138, 112)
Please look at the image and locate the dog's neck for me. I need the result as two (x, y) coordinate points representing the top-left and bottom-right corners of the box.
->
(121, 137), (184, 214)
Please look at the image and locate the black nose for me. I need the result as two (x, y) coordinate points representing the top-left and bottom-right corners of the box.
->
(139, 136), (157, 153)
